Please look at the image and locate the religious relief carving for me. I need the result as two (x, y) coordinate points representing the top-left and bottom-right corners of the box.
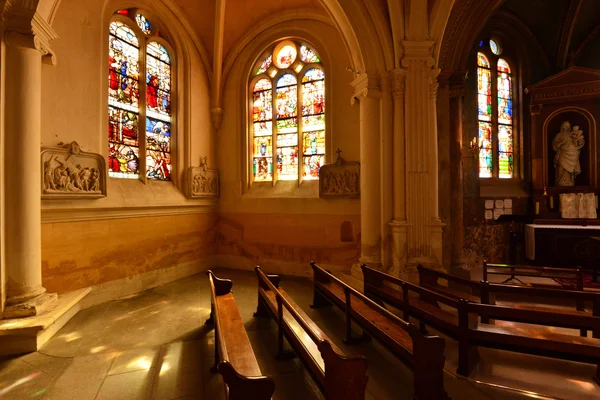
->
(553, 121), (585, 187)
(40, 141), (107, 199)
(319, 149), (360, 199)
(188, 157), (219, 198)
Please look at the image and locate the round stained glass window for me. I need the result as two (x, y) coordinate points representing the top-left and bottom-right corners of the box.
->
(490, 39), (501, 55)
(273, 42), (297, 69)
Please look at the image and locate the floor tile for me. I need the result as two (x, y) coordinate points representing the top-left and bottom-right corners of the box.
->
(96, 369), (156, 400)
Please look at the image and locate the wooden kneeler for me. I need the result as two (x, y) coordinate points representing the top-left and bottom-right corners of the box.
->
(206, 271), (275, 400)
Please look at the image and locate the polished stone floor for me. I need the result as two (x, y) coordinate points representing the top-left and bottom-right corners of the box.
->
(0, 268), (598, 399)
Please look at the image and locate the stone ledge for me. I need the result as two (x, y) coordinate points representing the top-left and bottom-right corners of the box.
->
(0, 287), (91, 356)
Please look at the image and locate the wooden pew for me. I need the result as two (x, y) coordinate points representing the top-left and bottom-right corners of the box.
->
(362, 265), (600, 384)
(206, 271), (275, 400)
(310, 262), (449, 400)
(254, 266), (368, 400)
(417, 265), (600, 337)
(483, 261), (584, 289)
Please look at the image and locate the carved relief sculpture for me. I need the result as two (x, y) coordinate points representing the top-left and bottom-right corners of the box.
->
(553, 121), (585, 186)
(188, 156), (219, 198)
(319, 149), (360, 199)
(40, 141), (107, 199)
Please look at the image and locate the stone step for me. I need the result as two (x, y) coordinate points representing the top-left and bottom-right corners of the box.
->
(0, 287), (91, 356)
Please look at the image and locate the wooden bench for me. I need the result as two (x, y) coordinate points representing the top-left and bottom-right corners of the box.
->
(483, 261), (584, 289)
(310, 262), (449, 400)
(418, 265), (600, 337)
(362, 265), (600, 384)
(254, 266), (369, 400)
(206, 271), (275, 400)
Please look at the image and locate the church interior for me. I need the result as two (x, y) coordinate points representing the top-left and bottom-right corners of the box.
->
(1, 0), (600, 399)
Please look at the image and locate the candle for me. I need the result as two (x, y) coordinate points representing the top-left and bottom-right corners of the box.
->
(549, 196), (554, 209)
(596, 195), (599, 209)
(535, 201), (540, 215)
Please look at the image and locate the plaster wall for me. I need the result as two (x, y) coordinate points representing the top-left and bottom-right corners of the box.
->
(36, 0), (216, 293)
(216, 18), (361, 274)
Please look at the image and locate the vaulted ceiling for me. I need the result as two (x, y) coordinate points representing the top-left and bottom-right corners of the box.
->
(500, 0), (600, 70)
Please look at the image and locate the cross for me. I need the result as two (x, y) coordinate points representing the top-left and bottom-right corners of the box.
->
(336, 148), (342, 159)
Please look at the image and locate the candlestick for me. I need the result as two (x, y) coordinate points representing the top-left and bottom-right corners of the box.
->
(535, 201), (540, 215)
(549, 196), (554, 210)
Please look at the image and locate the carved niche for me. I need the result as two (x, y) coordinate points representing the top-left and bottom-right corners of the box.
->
(526, 67), (600, 196)
(188, 157), (219, 198)
(40, 141), (107, 199)
(319, 150), (360, 199)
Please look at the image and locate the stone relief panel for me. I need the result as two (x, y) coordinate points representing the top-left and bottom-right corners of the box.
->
(188, 157), (219, 198)
(319, 150), (360, 199)
(41, 141), (107, 199)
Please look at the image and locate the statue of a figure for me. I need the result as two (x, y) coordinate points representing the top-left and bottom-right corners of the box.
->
(552, 121), (585, 187)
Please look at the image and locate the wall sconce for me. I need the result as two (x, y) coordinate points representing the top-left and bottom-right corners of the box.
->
(468, 137), (480, 160)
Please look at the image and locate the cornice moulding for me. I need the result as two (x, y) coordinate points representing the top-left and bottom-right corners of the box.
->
(41, 204), (218, 223)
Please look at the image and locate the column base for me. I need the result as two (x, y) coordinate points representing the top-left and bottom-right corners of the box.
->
(3, 293), (58, 319)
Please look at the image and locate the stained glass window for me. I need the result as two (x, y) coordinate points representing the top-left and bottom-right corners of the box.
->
(109, 11), (173, 181)
(250, 41), (325, 182)
(490, 39), (500, 55)
(274, 42), (297, 69)
(135, 14), (152, 35)
(476, 41), (514, 179)
(257, 55), (272, 75)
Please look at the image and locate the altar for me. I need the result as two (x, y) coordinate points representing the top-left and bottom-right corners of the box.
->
(525, 223), (600, 270)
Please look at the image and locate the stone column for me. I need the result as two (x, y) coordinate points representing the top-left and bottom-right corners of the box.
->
(2, 17), (58, 318)
(351, 73), (382, 269)
(402, 41), (444, 268)
(449, 85), (468, 276)
(389, 68), (408, 276)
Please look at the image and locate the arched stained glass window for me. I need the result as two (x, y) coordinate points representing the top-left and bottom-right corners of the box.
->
(108, 11), (173, 181)
(250, 40), (325, 182)
(476, 40), (514, 179)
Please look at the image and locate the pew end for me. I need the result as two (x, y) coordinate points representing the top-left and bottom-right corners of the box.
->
(207, 270), (233, 295)
(318, 340), (369, 400)
(255, 266), (281, 289)
(410, 331), (450, 400)
(217, 360), (276, 400)
(310, 262), (334, 309)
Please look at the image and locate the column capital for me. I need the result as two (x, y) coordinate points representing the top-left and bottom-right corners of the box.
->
(390, 68), (407, 101)
(3, 10), (58, 65)
(351, 72), (381, 104)
(401, 41), (435, 68)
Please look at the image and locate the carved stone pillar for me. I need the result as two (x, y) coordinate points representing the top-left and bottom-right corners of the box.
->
(2, 14), (58, 318)
(402, 41), (444, 268)
(389, 68), (408, 275)
(351, 73), (382, 268)
(449, 84), (468, 276)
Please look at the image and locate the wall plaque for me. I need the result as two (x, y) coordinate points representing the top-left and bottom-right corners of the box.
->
(41, 141), (107, 199)
(188, 157), (219, 198)
(319, 150), (360, 199)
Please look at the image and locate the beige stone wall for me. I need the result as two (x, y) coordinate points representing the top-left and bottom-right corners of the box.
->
(42, 213), (217, 294)
(36, 0), (217, 296)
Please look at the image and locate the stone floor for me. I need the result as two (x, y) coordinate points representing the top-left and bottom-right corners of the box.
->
(0, 268), (598, 399)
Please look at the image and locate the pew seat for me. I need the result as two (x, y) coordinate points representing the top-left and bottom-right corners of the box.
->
(207, 271), (275, 400)
(310, 262), (449, 400)
(255, 266), (369, 400)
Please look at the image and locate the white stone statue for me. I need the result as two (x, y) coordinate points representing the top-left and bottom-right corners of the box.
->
(552, 121), (585, 186)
